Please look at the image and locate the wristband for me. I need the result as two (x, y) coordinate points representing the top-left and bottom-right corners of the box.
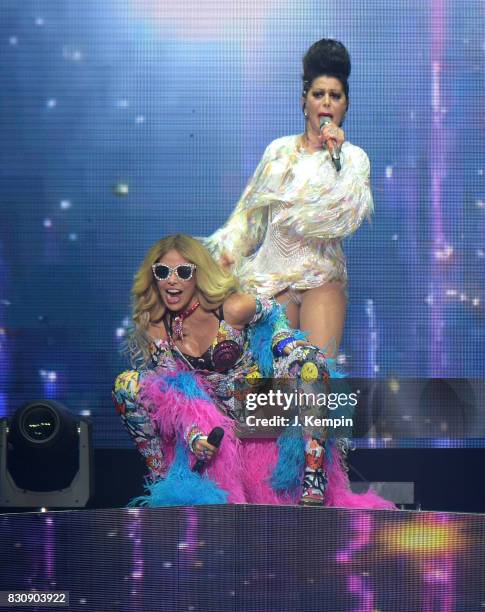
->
(271, 331), (292, 351)
(273, 337), (297, 357)
(186, 425), (204, 452)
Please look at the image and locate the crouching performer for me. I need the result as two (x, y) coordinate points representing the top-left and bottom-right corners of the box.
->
(113, 234), (394, 509)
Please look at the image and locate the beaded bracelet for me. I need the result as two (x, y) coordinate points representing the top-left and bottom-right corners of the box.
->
(273, 336), (297, 357)
(186, 424), (204, 452)
(271, 331), (292, 351)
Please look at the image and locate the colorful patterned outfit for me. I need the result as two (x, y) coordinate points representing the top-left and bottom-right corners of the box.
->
(204, 135), (373, 296)
(113, 299), (394, 509)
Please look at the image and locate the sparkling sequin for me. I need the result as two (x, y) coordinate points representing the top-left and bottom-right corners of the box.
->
(205, 135), (373, 296)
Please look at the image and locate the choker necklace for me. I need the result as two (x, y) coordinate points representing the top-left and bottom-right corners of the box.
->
(170, 301), (200, 341)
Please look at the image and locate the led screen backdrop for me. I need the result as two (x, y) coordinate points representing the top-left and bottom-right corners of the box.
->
(0, 1), (484, 447)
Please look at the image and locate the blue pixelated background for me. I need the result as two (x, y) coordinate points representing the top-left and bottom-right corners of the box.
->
(0, 0), (484, 446)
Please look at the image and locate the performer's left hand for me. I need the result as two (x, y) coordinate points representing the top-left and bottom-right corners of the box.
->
(283, 340), (310, 355)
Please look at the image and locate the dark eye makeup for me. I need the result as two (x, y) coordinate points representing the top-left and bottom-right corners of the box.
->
(312, 90), (343, 100)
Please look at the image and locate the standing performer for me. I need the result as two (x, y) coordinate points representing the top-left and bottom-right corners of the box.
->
(204, 39), (372, 482)
(205, 38), (372, 359)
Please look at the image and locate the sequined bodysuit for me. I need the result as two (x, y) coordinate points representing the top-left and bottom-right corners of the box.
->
(243, 199), (330, 294)
(205, 135), (373, 296)
(262, 200), (315, 265)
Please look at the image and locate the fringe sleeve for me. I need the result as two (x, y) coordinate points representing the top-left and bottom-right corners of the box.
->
(273, 146), (374, 240)
(203, 144), (274, 264)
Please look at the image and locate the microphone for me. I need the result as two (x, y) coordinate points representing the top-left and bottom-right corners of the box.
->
(192, 427), (225, 473)
(319, 116), (341, 172)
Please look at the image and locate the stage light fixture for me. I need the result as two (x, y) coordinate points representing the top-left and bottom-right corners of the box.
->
(0, 400), (93, 508)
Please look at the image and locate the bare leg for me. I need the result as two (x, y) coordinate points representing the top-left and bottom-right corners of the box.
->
(275, 289), (300, 329)
(299, 281), (347, 356)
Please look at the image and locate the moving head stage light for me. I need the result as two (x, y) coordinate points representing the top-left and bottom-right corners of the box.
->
(0, 400), (93, 508)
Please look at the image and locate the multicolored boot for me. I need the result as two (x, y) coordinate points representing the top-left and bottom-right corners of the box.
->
(299, 438), (327, 506)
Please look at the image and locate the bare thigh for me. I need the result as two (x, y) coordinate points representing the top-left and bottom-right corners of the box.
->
(275, 289), (300, 329)
(299, 281), (347, 356)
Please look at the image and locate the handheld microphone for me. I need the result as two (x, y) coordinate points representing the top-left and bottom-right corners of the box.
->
(192, 427), (224, 473)
(319, 116), (341, 172)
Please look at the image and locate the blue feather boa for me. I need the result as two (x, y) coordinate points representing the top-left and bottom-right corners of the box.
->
(248, 301), (306, 377)
(129, 442), (228, 507)
(270, 428), (305, 493)
(160, 370), (210, 401)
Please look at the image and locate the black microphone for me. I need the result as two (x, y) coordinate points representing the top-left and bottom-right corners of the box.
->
(319, 115), (341, 172)
(192, 426), (225, 473)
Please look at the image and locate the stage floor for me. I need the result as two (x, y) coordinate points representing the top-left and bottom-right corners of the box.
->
(1, 504), (484, 611)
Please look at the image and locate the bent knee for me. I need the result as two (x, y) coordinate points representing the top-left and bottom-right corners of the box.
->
(113, 369), (141, 404)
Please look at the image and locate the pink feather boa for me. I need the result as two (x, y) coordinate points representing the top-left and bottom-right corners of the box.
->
(140, 370), (395, 509)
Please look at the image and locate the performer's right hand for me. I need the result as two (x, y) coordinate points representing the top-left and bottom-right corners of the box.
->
(220, 251), (235, 270)
(193, 436), (218, 460)
(318, 121), (345, 150)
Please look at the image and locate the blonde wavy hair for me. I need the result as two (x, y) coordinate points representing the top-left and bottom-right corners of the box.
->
(126, 234), (240, 368)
